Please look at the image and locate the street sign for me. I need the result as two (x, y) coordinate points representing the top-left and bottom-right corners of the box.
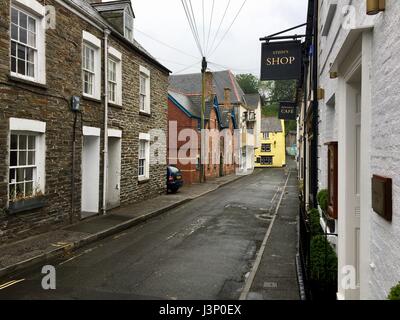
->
(260, 41), (302, 81)
(278, 102), (297, 120)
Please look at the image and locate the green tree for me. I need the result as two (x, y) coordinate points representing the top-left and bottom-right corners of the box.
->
(235, 73), (260, 94)
(260, 80), (298, 132)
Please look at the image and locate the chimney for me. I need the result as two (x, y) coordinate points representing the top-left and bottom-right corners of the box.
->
(223, 88), (231, 110)
(205, 71), (214, 100)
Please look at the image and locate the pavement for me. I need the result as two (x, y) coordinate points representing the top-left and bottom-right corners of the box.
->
(0, 173), (244, 281)
(242, 162), (300, 300)
(0, 163), (300, 300)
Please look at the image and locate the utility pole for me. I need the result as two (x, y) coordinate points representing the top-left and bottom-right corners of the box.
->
(200, 57), (207, 183)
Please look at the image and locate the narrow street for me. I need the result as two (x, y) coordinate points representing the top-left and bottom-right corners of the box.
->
(0, 166), (297, 300)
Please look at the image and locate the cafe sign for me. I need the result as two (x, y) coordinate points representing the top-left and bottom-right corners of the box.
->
(279, 102), (297, 120)
(260, 40), (302, 81)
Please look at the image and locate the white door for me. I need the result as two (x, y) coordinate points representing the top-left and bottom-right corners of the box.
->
(107, 137), (121, 210)
(81, 134), (100, 218)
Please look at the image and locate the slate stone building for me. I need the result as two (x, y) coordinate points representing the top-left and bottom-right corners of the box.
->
(0, 0), (170, 244)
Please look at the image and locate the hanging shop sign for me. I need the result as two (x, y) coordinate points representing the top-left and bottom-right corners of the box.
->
(278, 102), (297, 120)
(261, 40), (302, 81)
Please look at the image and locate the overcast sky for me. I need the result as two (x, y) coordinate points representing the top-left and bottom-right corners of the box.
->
(130, 0), (308, 77)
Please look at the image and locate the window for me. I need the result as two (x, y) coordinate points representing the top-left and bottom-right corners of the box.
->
(8, 117), (46, 203)
(261, 156), (273, 165)
(139, 66), (150, 114)
(108, 59), (117, 103)
(139, 74), (146, 111)
(138, 140), (146, 177)
(138, 133), (150, 180)
(124, 11), (134, 42)
(108, 47), (122, 106)
(10, 2), (45, 84)
(263, 132), (269, 140)
(261, 143), (271, 152)
(83, 44), (95, 96)
(82, 31), (101, 99)
(9, 134), (36, 200)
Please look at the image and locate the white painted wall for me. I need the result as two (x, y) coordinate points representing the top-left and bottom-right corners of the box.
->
(318, 0), (400, 299)
(81, 131), (100, 216)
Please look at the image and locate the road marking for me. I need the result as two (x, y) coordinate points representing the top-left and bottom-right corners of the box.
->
(58, 252), (84, 266)
(239, 170), (292, 300)
(0, 279), (25, 290)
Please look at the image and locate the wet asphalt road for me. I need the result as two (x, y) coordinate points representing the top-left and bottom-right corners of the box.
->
(0, 168), (288, 300)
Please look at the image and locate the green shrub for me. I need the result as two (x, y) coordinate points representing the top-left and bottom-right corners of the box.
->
(308, 208), (323, 237)
(388, 282), (400, 300)
(317, 189), (329, 212)
(310, 235), (338, 282)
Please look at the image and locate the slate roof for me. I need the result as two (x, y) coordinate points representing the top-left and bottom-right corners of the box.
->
(244, 94), (261, 111)
(261, 117), (283, 133)
(68, 0), (168, 72)
(169, 70), (246, 105)
(91, 0), (135, 17)
(168, 91), (213, 120)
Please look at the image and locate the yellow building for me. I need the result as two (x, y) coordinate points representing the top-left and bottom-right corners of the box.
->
(255, 117), (286, 168)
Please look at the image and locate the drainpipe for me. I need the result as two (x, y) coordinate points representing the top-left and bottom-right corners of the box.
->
(102, 29), (111, 215)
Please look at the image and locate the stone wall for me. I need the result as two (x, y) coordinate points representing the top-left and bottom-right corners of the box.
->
(0, 0), (169, 244)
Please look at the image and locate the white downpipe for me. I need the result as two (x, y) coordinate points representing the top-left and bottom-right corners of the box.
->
(103, 29), (111, 215)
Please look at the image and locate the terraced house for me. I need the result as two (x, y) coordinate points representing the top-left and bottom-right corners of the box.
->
(0, 0), (170, 244)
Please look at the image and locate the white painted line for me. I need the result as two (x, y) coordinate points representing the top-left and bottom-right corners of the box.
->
(0, 279), (25, 290)
(239, 170), (292, 300)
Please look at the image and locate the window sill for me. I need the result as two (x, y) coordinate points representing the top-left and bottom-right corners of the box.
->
(138, 177), (150, 184)
(7, 196), (47, 215)
(139, 111), (152, 117)
(8, 75), (47, 90)
(82, 95), (101, 104)
(109, 102), (123, 109)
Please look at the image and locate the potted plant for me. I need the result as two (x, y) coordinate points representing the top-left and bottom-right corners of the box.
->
(8, 186), (46, 215)
(309, 235), (338, 300)
(388, 282), (400, 300)
(317, 189), (335, 233)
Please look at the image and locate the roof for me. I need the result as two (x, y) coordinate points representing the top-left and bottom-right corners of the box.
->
(244, 94), (261, 111)
(168, 91), (213, 120)
(169, 70), (246, 105)
(261, 117), (283, 133)
(67, 0), (169, 73)
(91, 0), (135, 18)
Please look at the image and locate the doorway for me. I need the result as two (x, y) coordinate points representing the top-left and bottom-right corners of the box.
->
(106, 134), (121, 210)
(81, 128), (100, 218)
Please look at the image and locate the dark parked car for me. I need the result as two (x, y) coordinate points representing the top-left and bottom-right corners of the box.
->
(167, 166), (183, 193)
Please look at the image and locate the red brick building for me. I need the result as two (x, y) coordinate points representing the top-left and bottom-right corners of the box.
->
(168, 88), (236, 184)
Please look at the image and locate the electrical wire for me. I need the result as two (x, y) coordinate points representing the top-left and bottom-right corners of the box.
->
(209, 0), (248, 58)
(208, 0), (231, 58)
(205, 0), (216, 56)
(173, 60), (202, 74)
(187, 0), (203, 55)
(181, 0), (203, 56)
(135, 28), (199, 59)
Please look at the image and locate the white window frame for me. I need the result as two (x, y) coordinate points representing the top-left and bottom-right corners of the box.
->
(139, 65), (150, 114)
(138, 133), (150, 181)
(9, 118), (46, 202)
(82, 31), (101, 100)
(108, 46), (122, 106)
(124, 9), (134, 42)
(10, 0), (46, 84)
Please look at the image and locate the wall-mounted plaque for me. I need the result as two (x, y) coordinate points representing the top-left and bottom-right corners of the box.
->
(372, 175), (392, 222)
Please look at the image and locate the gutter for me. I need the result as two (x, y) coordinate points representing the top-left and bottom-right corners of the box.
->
(102, 29), (111, 215)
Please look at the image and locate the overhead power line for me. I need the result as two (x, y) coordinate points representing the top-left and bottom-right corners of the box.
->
(181, 0), (204, 56)
(205, 0), (216, 56)
(135, 28), (199, 59)
(173, 60), (202, 75)
(209, 0), (248, 58)
(208, 0), (231, 59)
